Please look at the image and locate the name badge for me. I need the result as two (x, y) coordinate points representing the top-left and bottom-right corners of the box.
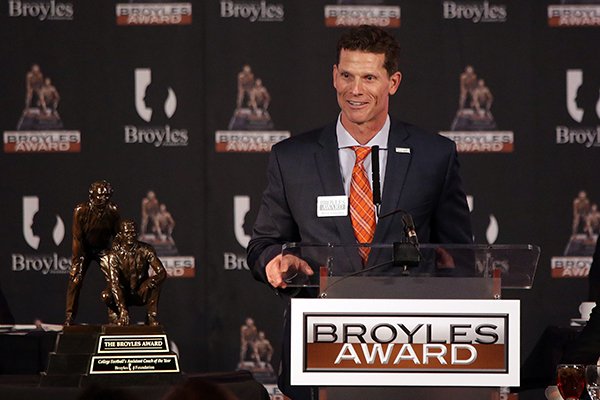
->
(317, 196), (348, 217)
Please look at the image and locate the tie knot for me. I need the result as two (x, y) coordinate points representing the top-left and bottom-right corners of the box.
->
(352, 146), (371, 164)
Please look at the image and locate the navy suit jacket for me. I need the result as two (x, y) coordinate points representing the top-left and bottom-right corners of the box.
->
(247, 118), (473, 281)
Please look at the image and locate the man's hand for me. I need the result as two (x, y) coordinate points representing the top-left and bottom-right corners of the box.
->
(265, 254), (314, 289)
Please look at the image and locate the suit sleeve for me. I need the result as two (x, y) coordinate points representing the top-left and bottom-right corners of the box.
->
(588, 238), (600, 302)
(247, 146), (300, 284)
(430, 145), (473, 244)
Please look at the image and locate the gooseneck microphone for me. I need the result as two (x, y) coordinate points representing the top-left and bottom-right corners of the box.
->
(378, 207), (421, 270)
(368, 146), (420, 271)
(400, 213), (419, 248)
(371, 145), (381, 217)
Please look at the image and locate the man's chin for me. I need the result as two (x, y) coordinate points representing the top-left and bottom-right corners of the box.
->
(341, 112), (369, 125)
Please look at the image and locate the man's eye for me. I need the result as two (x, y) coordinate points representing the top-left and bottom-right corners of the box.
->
(341, 72), (350, 78)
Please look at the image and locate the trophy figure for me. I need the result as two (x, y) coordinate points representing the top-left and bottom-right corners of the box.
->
(451, 65), (498, 131)
(237, 317), (276, 383)
(228, 65), (274, 131)
(18, 64), (64, 130)
(104, 220), (167, 326)
(564, 191), (598, 256)
(64, 181), (120, 326)
(139, 190), (178, 255)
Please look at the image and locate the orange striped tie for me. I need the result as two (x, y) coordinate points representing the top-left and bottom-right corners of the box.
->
(349, 146), (376, 265)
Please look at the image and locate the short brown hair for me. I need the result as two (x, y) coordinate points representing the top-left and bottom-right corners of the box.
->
(336, 25), (400, 76)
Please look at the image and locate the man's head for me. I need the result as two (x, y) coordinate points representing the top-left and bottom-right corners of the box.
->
(89, 180), (113, 208)
(336, 25), (400, 77)
(119, 220), (137, 247)
(333, 25), (402, 140)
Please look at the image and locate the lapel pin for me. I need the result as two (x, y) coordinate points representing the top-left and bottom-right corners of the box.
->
(395, 147), (411, 154)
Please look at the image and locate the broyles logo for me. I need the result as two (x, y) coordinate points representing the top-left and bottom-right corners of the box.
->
(4, 64), (81, 153)
(216, 64), (290, 152)
(555, 70), (600, 148)
(548, 4), (600, 27)
(12, 196), (70, 274)
(440, 65), (514, 153)
(22, 196), (64, 249)
(551, 190), (598, 278)
(466, 195), (498, 244)
(8, 0), (74, 21)
(135, 69), (177, 122)
(291, 299), (520, 386)
(220, 0), (284, 22)
(234, 196), (251, 248)
(224, 196), (253, 271)
(137, 190), (195, 277)
(116, 2), (192, 26)
(442, 1), (507, 23)
(324, 4), (401, 28)
(124, 68), (188, 147)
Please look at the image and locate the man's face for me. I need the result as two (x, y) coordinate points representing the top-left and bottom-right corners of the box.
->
(122, 225), (137, 246)
(333, 50), (401, 132)
(90, 186), (111, 208)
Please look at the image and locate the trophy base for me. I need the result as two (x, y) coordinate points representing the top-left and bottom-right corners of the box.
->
(564, 233), (598, 256)
(451, 109), (497, 131)
(41, 324), (182, 387)
(17, 108), (64, 130)
(227, 108), (274, 131)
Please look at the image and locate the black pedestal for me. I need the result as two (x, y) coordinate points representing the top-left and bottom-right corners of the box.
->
(41, 325), (182, 387)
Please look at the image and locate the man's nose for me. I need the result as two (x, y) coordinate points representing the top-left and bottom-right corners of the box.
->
(350, 78), (363, 95)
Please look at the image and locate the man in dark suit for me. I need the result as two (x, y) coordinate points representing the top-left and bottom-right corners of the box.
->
(247, 25), (472, 399)
(561, 237), (600, 365)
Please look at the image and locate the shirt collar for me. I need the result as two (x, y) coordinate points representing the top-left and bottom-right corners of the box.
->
(336, 114), (390, 150)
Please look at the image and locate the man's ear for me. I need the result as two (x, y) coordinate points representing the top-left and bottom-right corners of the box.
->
(388, 71), (402, 95)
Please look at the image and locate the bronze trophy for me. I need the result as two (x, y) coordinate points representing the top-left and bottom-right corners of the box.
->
(44, 182), (179, 387)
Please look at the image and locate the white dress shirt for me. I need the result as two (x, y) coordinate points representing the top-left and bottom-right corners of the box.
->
(336, 115), (390, 200)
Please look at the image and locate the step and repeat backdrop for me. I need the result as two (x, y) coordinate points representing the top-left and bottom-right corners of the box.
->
(1, 0), (599, 394)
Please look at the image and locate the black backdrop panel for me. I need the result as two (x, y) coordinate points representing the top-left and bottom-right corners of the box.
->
(0, 2), (599, 390)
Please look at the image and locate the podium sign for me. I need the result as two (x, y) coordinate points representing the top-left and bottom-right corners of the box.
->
(290, 298), (520, 387)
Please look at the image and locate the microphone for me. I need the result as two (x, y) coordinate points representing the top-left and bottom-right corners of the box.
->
(400, 213), (419, 247)
(371, 145), (381, 216)
(378, 208), (421, 270)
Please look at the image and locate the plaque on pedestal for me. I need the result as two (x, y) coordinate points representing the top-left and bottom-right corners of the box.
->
(42, 325), (182, 387)
(89, 329), (179, 375)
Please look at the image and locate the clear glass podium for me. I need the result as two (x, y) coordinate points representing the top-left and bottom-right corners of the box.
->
(285, 243), (540, 400)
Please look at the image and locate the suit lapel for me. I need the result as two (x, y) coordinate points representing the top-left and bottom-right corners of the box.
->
(372, 120), (412, 245)
(315, 124), (362, 271)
